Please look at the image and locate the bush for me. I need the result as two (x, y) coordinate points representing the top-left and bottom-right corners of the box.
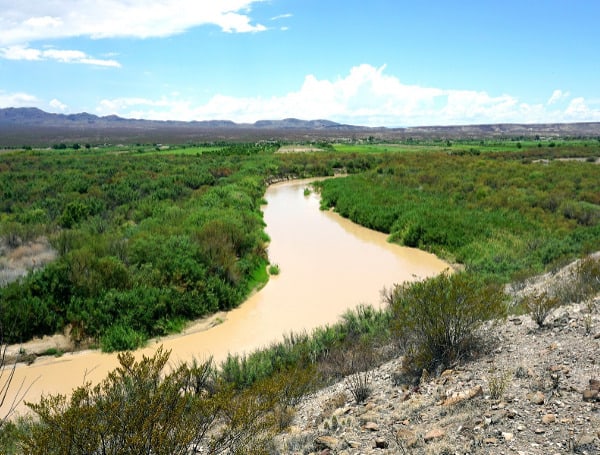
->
(389, 271), (507, 377)
(523, 292), (560, 328)
(99, 323), (146, 352)
(21, 347), (281, 455)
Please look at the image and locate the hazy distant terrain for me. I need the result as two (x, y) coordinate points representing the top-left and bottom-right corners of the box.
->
(0, 107), (599, 146)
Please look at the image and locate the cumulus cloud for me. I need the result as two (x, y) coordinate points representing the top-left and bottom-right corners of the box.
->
(0, 90), (38, 108)
(547, 89), (571, 105)
(49, 98), (67, 111)
(0, 1), (268, 46)
(87, 64), (598, 126)
(0, 45), (121, 67)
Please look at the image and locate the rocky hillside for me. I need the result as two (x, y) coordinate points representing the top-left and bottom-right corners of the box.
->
(274, 257), (600, 454)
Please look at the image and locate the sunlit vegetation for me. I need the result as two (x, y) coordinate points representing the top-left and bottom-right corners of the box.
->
(1, 140), (598, 350)
(0, 133), (599, 453)
(0, 144), (380, 350)
(317, 146), (600, 282)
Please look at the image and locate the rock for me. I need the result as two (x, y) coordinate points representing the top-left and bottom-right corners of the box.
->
(440, 369), (454, 378)
(442, 385), (483, 406)
(484, 437), (498, 444)
(589, 378), (600, 391)
(374, 438), (389, 449)
(358, 411), (379, 424)
(576, 433), (596, 448)
(424, 428), (445, 442)
(502, 432), (514, 441)
(542, 414), (556, 424)
(363, 421), (379, 432)
(314, 436), (342, 451)
(491, 409), (508, 424)
(396, 429), (417, 448)
(528, 391), (545, 405)
(582, 389), (599, 402)
(534, 428), (545, 434)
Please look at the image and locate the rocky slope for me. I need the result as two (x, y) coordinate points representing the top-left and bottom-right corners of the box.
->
(275, 258), (600, 455)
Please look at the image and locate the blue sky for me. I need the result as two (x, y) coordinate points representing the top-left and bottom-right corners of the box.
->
(0, 0), (598, 127)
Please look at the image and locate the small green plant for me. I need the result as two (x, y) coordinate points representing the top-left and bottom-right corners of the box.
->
(583, 314), (593, 336)
(303, 187), (311, 196)
(21, 347), (282, 455)
(488, 368), (512, 400)
(268, 263), (280, 275)
(514, 365), (529, 379)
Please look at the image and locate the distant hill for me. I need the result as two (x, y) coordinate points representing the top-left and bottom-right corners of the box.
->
(0, 107), (598, 146)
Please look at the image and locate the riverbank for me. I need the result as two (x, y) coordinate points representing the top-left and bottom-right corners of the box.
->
(3, 310), (229, 366)
(274, 254), (600, 454)
(1, 178), (448, 419)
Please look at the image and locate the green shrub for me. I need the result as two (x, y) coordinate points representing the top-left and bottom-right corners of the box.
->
(268, 263), (280, 275)
(21, 348), (281, 455)
(99, 323), (146, 352)
(389, 271), (507, 377)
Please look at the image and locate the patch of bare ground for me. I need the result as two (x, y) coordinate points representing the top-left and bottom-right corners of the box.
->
(533, 157), (600, 165)
(276, 145), (325, 153)
(0, 237), (57, 287)
(276, 254), (600, 454)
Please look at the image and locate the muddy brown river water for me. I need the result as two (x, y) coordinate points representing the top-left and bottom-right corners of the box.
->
(2, 179), (448, 417)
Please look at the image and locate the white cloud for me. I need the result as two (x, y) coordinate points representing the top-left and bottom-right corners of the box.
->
(271, 13), (292, 20)
(23, 16), (63, 29)
(49, 98), (67, 111)
(0, 45), (42, 60)
(0, 90), (38, 108)
(547, 89), (570, 105)
(61, 64), (600, 126)
(0, 1), (268, 46)
(0, 45), (121, 67)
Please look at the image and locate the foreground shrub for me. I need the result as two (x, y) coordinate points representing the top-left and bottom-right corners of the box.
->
(21, 347), (280, 455)
(389, 271), (507, 377)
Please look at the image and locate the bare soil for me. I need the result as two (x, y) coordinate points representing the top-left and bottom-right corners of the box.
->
(0, 237), (57, 287)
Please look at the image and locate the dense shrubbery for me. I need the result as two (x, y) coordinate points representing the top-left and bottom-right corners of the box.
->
(1, 147), (378, 349)
(0, 149), (279, 347)
(317, 149), (600, 282)
(1, 140), (598, 452)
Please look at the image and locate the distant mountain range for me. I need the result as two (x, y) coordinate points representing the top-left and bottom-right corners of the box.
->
(0, 107), (598, 146)
(0, 107), (357, 130)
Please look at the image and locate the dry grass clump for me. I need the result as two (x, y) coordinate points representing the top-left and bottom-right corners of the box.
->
(487, 368), (513, 400)
(523, 291), (561, 328)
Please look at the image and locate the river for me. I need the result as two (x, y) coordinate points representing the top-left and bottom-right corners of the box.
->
(1, 178), (448, 417)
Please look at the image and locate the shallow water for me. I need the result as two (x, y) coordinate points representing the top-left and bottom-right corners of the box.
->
(2, 178), (448, 417)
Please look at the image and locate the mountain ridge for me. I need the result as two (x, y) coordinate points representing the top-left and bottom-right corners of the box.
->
(0, 107), (599, 146)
